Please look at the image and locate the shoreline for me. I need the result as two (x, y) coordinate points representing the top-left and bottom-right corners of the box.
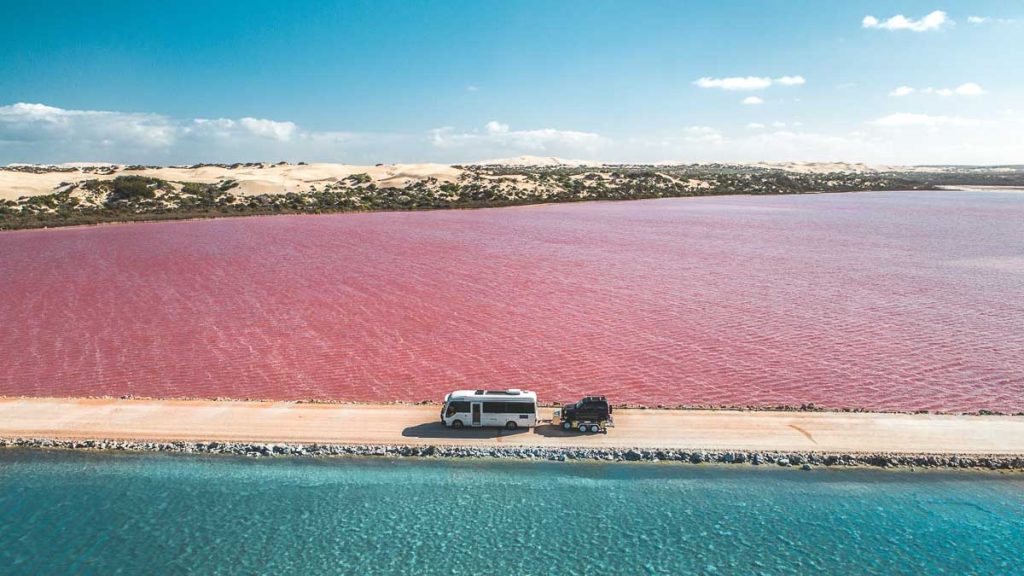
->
(2, 187), (957, 234)
(1, 397), (1021, 470)
(1, 177), (939, 232)
(3, 395), (1020, 417)
(3, 438), (1022, 472)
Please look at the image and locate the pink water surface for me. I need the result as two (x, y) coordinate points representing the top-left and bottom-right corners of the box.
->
(2, 191), (1022, 412)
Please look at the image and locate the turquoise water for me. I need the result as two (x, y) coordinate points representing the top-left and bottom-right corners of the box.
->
(0, 452), (1022, 575)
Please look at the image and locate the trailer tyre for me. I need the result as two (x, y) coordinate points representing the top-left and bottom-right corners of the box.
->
(562, 421), (573, 431)
(578, 424), (589, 433)
(505, 421), (518, 430)
(452, 420), (464, 430)
(589, 424), (601, 433)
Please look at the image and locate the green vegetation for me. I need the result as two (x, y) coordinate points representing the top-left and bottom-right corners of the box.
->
(96, 176), (172, 204)
(346, 173), (372, 184)
(0, 164), (942, 231)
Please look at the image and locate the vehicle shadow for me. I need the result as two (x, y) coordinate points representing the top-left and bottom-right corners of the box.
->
(533, 423), (589, 437)
(401, 422), (531, 439)
(532, 422), (602, 434)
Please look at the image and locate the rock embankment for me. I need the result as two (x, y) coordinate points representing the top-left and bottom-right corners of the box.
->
(2, 438), (1021, 471)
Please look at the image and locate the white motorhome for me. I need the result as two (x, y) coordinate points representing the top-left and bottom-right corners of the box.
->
(440, 389), (538, 430)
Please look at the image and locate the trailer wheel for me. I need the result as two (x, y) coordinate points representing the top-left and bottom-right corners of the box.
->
(589, 424), (600, 433)
(505, 421), (518, 430)
(578, 424), (588, 433)
(452, 420), (464, 429)
(562, 421), (573, 431)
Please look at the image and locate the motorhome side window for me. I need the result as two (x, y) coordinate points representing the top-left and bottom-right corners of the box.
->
(482, 402), (536, 414)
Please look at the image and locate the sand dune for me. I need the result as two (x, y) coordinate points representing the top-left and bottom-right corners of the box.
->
(0, 162), (464, 201)
(748, 161), (901, 174)
(3, 159), (1008, 202)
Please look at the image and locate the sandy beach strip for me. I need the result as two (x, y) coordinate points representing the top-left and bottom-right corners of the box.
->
(1, 397), (1021, 456)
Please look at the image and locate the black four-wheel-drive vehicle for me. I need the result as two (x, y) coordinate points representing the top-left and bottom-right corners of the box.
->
(553, 395), (614, 433)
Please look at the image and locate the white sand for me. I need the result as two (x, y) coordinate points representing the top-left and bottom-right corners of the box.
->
(0, 162), (465, 201)
(749, 161), (902, 174)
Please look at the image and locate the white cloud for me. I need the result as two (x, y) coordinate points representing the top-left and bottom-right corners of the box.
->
(741, 96), (764, 105)
(0, 103), (301, 151)
(0, 102), (177, 148)
(431, 121), (608, 155)
(870, 113), (979, 127)
(774, 76), (806, 86)
(0, 103), (611, 164)
(684, 126), (718, 135)
(862, 10), (950, 32)
(904, 83), (987, 97)
(637, 128), (886, 164)
(951, 82), (985, 96)
(694, 76), (772, 90)
(967, 16), (1017, 25)
(2, 102), (1022, 167)
(606, 117), (1020, 165)
(890, 83), (985, 97)
(694, 75), (806, 91)
(738, 130), (882, 160)
(484, 120), (509, 134)
(0, 102), (401, 164)
(681, 126), (725, 145)
(238, 117), (296, 141)
(630, 118), (1022, 165)
(466, 85), (480, 92)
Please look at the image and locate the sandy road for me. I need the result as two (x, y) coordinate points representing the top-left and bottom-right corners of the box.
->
(1, 397), (1022, 455)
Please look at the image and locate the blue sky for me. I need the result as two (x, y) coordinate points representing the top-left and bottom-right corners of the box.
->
(1, 0), (1022, 164)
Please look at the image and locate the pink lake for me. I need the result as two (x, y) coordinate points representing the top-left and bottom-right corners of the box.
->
(2, 191), (1022, 412)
